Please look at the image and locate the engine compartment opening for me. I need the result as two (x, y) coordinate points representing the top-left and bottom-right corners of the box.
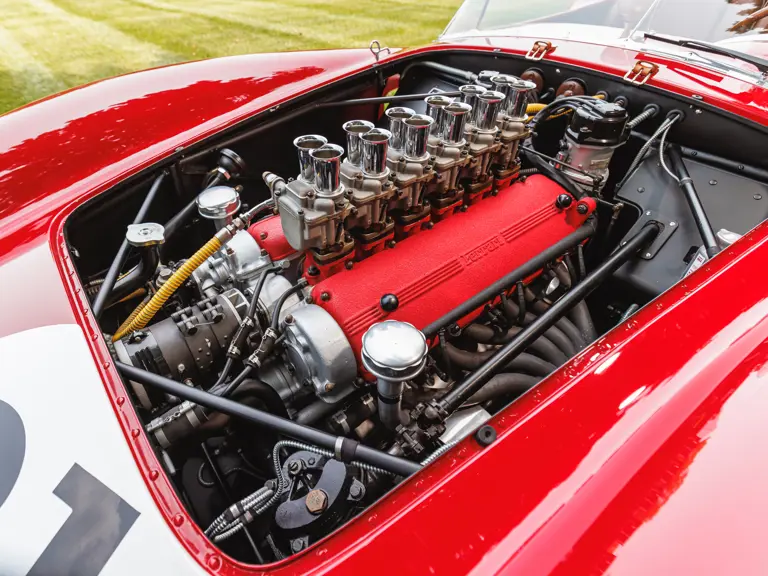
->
(64, 49), (768, 565)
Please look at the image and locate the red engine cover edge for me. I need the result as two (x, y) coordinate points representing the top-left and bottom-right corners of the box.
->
(314, 175), (592, 364)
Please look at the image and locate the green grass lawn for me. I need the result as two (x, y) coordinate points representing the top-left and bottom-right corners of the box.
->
(0, 0), (463, 114)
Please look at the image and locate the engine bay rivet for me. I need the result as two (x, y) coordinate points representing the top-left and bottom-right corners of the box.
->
(637, 187), (645, 193)
(321, 292), (331, 302)
(709, 179), (717, 185)
(755, 194), (763, 200)
(172, 514), (185, 526)
(670, 221), (677, 227)
(149, 469), (159, 480)
(131, 429), (140, 438)
(116, 396), (125, 406)
(206, 555), (222, 570)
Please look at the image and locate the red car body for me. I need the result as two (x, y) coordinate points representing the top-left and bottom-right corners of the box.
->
(3, 34), (768, 575)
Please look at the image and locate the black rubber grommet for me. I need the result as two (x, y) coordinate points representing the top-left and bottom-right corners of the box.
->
(474, 424), (497, 447)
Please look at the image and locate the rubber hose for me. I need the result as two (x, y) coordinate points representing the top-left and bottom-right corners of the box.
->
(466, 373), (539, 405)
(229, 378), (288, 419)
(295, 398), (342, 426)
(443, 343), (554, 377)
(501, 299), (576, 357)
(109, 246), (159, 305)
(463, 324), (569, 366)
(113, 236), (222, 341)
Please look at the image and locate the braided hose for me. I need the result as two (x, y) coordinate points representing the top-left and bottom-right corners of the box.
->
(113, 236), (222, 341)
(526, 102), (547, 115)
(113, 295), (150, 338)
(421, 440), (461, 466)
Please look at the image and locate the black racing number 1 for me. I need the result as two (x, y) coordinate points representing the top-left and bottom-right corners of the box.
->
(1, 400), (140, 576)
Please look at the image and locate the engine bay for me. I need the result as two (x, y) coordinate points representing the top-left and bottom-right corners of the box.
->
(65, 49), (768, 564)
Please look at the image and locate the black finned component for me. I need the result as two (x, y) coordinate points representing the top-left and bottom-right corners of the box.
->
(422, 220), (597, 338)
(380, 294), (399, 312)
(555, 194), (573, 210)
(566, 100), (629, 146)
(115, 362), (421, 477)
(474, 425), (497, 447)
(92, 172), (166, 319)
(665, 145), (720, 258)
(434, 223), (660, 415)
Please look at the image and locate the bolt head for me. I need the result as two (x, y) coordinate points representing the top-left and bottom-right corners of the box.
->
(345, 260), (354, 270)
(669, 221), (677, 227)
(320, 292), (331, 302)
(260, 231), (268, 240)
(555, 194), (573, 209)
(576, 203), (589, 215)
(380, 293), (399, 312)
(325, 382), (335, 392)
(305, 489), (328, 514)
(291, 539), (305, 553)
(645, 252), (652, 258)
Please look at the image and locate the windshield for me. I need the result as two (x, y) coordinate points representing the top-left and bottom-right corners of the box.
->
(443, 0), (768, 58)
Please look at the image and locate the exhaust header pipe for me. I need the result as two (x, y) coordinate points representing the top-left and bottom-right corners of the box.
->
(403, 114), (434, 160)
(385, 107), (415, 151)
(474, 90), (506, 131)
(361, 128), (392, 177)
(294, 134), (328, 183)
(310, 143), (345, 195)
(342, 119), (374, 166)
(491, 74), (537, 120)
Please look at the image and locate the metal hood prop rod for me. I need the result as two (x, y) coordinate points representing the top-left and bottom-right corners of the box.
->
(432, 223), (661, 417)
(422, 219), (598, 338)
(116, 362), (421, 477)
(91, 171), (166, 319)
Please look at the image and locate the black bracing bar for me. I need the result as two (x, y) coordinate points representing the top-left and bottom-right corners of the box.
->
(422, 219), (598, 338)
(665, 146), (720, 258)
(92, 172), (166, 319)
(435, 223), (661, 414)
(116, 362), (421, 477)
(316, 91), (462, 108)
